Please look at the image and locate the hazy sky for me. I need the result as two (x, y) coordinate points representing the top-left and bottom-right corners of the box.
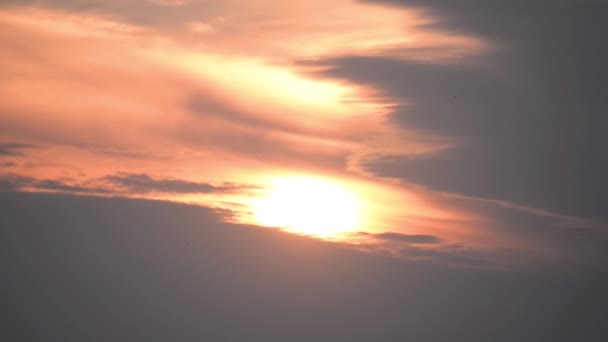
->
(0, 0), (608, 334)
(1, 2), (608, 339)
(3, 192), (608, 341)
(2, 0), (607, 267)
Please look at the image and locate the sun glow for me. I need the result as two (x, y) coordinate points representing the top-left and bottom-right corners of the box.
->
(251, 177), (360, 237)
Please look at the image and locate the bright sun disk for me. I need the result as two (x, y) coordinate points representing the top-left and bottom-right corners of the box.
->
(252, 177), (360, 237)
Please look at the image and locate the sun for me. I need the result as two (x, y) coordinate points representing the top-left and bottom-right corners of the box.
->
(251, 176), (360, 237)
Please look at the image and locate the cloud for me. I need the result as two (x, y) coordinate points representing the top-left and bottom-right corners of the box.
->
(0, 7), (380, 172)
(0, 142), (36, 156)
(396, 244), (502, 267)
(0, 174), (111, 194)
(0, 0), (485, 60)
(0, 161), (16, 167)
(3, 191), (607, 341)
(1, 1), (605, 270)
(353, 231), (441, 244)
(101, 172), (260, 195)
(287, 0), (608, 262)
(346, 231), (523, 267)
(0, 172), (261, 197)
(303, 1), (608, 219)
(374, 232), (441, 244)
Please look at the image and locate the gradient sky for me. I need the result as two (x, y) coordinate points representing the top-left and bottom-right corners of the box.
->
(2, 1), (608, 340)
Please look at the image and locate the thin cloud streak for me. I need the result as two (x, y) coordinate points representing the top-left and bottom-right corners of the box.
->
(0, 172), (261, 196)
(0, 142), (37, 156)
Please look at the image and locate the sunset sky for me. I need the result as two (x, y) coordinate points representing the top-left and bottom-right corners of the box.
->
(2, 1), (608, 340)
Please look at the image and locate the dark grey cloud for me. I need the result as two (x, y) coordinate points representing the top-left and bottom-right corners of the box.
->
(0, 175), (22, 191)
(0, 174), (111, 194)
(3, 191), (608, 341)
(375, 232), (441, 244)
(32, 178), (111, 194)
(101, 172), (257, 194)
(398, 245), (496, 267)
(0, 172), (260, 196)
(305, 0), (608, 219)
(346, 232), (472, 265)
(364, 0), (607, 43)
(351, 231), (524, 267)
(353, 231), (441, 244)
(0, 142), (36, 156)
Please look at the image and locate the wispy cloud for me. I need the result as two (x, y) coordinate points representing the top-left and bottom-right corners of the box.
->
(0, 142), (36, 156)
(350, 231), (442, 244)
(100, 172), (261, 195)
(0, 0), (606, 268)
(0, 173), (261, 197)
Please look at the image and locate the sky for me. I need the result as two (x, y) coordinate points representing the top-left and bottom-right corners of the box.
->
(1, 1), (608, 340)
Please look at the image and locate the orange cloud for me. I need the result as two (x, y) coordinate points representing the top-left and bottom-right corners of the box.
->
(0, 3), (559, 266)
